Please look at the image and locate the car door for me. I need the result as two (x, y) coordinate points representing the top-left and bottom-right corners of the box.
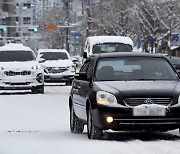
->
(72, 60), (91, 120)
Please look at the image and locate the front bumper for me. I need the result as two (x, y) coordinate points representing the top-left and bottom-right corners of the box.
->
(0, 73), (44, 90)
(44, 73), (74, 82)
(92, 105), (180, 131)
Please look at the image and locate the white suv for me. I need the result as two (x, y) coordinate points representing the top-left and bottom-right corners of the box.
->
(0, 43), (44, 94)
(37, 49), (75, 85)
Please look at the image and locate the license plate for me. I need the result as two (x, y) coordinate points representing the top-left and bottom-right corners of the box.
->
(133, 105), (166, 116)
(10, 77), (26, 83)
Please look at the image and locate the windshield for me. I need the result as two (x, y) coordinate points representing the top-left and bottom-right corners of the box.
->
(0, 51), (35, 62)
(40, 52), (68, 60)
(95, 57), (178, 81)
(92, 43), (132, 54)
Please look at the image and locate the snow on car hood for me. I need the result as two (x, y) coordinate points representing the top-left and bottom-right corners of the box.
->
(0, 61), (39, 70)
(42, 60), (74, 67)
(95, 81), (180, 97)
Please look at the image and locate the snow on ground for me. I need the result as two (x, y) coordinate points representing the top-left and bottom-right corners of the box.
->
(0, 85), (180, 154)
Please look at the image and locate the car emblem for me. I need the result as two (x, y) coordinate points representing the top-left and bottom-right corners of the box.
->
(144, 99), (153, 104)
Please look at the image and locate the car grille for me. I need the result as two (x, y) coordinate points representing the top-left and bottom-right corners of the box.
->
(5, 82), (31, 86)
(45, 67), (68, 74)
(4, 71), (32, 76)
(124, 97), (172, 107)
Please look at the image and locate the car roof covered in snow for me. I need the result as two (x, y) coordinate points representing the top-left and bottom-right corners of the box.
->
(0, 43), (33, 51)
(87, 36), (133, 47)
(37, 49), (68, 53)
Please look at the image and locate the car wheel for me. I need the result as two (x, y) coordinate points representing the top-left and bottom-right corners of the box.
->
(31, 87), (37, 94)
(65, 81), (72, 86)
(32, 85), (44, 94)
(70, 104), (84, 134)
(37, 85), (44, 94)
(87, 106), (102, 139)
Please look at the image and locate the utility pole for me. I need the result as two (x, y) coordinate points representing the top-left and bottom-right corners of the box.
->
(86, 0), (92, 37)
(65, 0), (70, 52)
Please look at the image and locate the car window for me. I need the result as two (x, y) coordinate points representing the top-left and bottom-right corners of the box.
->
(0, 51), (35, 62)
(92, 43), (132, 54)
(40, 52), (68, 60)
(79, 60), (90, 73)
(95, 57), (178, 81)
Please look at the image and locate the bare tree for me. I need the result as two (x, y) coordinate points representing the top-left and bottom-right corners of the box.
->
(94, 0), (136, 37)
(134, 0), (180, 52)
(40, 9), (67, 49)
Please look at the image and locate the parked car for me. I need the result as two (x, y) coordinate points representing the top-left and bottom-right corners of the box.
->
(69, 52), (180, 139)
(83, 36), (133, 59)
(37, 49), (75, 85)
(0, 43), (44, 94)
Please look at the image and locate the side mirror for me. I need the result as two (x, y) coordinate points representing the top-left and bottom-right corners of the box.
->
(72, 59), (78, 64)
(39, 58), (45, 63)
(74, 72), (87, 80)
(83, 52), (87, 59)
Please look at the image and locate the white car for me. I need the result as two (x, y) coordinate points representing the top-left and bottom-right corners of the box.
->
(0, 43), (44, 94)
(83, 36), (134, 59)
(37, 49), (75, 85)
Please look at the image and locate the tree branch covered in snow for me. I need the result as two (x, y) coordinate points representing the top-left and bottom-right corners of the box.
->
(40, 9), (67, 49)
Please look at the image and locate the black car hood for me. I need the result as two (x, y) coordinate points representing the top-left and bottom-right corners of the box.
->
(94, 81), (180, 97)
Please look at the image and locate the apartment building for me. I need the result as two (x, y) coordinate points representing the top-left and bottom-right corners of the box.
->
(15, 0), (62, 42)
(0, 0), (16, 41)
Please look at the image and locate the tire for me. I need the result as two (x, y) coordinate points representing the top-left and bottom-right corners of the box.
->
(31, 87), (37, 94)
(31, 85), (44, 94)
(65, 81), (72, 86)
(37, 85), (44, 94)
(87, 106), (102, 139)
(70, 104), (84, 134)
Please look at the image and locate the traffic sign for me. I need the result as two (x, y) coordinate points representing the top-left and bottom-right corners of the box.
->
(47, 25), (57, 30)
(39, 23), (46, 31)
(70, 32), (82, 37)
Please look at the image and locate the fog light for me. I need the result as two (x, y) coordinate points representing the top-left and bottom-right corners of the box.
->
(106, 116), (113, 123)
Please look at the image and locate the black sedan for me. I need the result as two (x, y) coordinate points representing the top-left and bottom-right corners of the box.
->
(166, 56), (180, 73)
(69, 52), (180, 139)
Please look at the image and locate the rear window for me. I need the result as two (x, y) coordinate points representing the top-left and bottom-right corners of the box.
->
(92, 43), (132, 54)
(40, 52), (69, 60)
(0, 50), (35, 62)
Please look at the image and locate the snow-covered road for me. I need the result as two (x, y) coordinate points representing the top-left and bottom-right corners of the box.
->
(0, 84), (180, 154)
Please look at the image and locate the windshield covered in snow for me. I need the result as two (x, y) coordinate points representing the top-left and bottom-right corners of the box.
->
(95, 57), (178, 81)
(92, 43), (132, 54)
(0, 51), (35, 62)
(40, 52), (69, 60)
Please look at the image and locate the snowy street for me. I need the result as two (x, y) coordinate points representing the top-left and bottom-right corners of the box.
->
(0, 84), (180, 154)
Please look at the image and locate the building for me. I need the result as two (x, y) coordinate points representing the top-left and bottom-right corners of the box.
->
(0, 0), (16, 43)
(15, 0), (62, 43)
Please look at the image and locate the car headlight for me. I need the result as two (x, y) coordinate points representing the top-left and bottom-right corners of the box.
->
(96, 91), (117, 105)
(0, 67), (4, 70)
(67, 65), (75, 72)
(32, 64), (41, 70)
